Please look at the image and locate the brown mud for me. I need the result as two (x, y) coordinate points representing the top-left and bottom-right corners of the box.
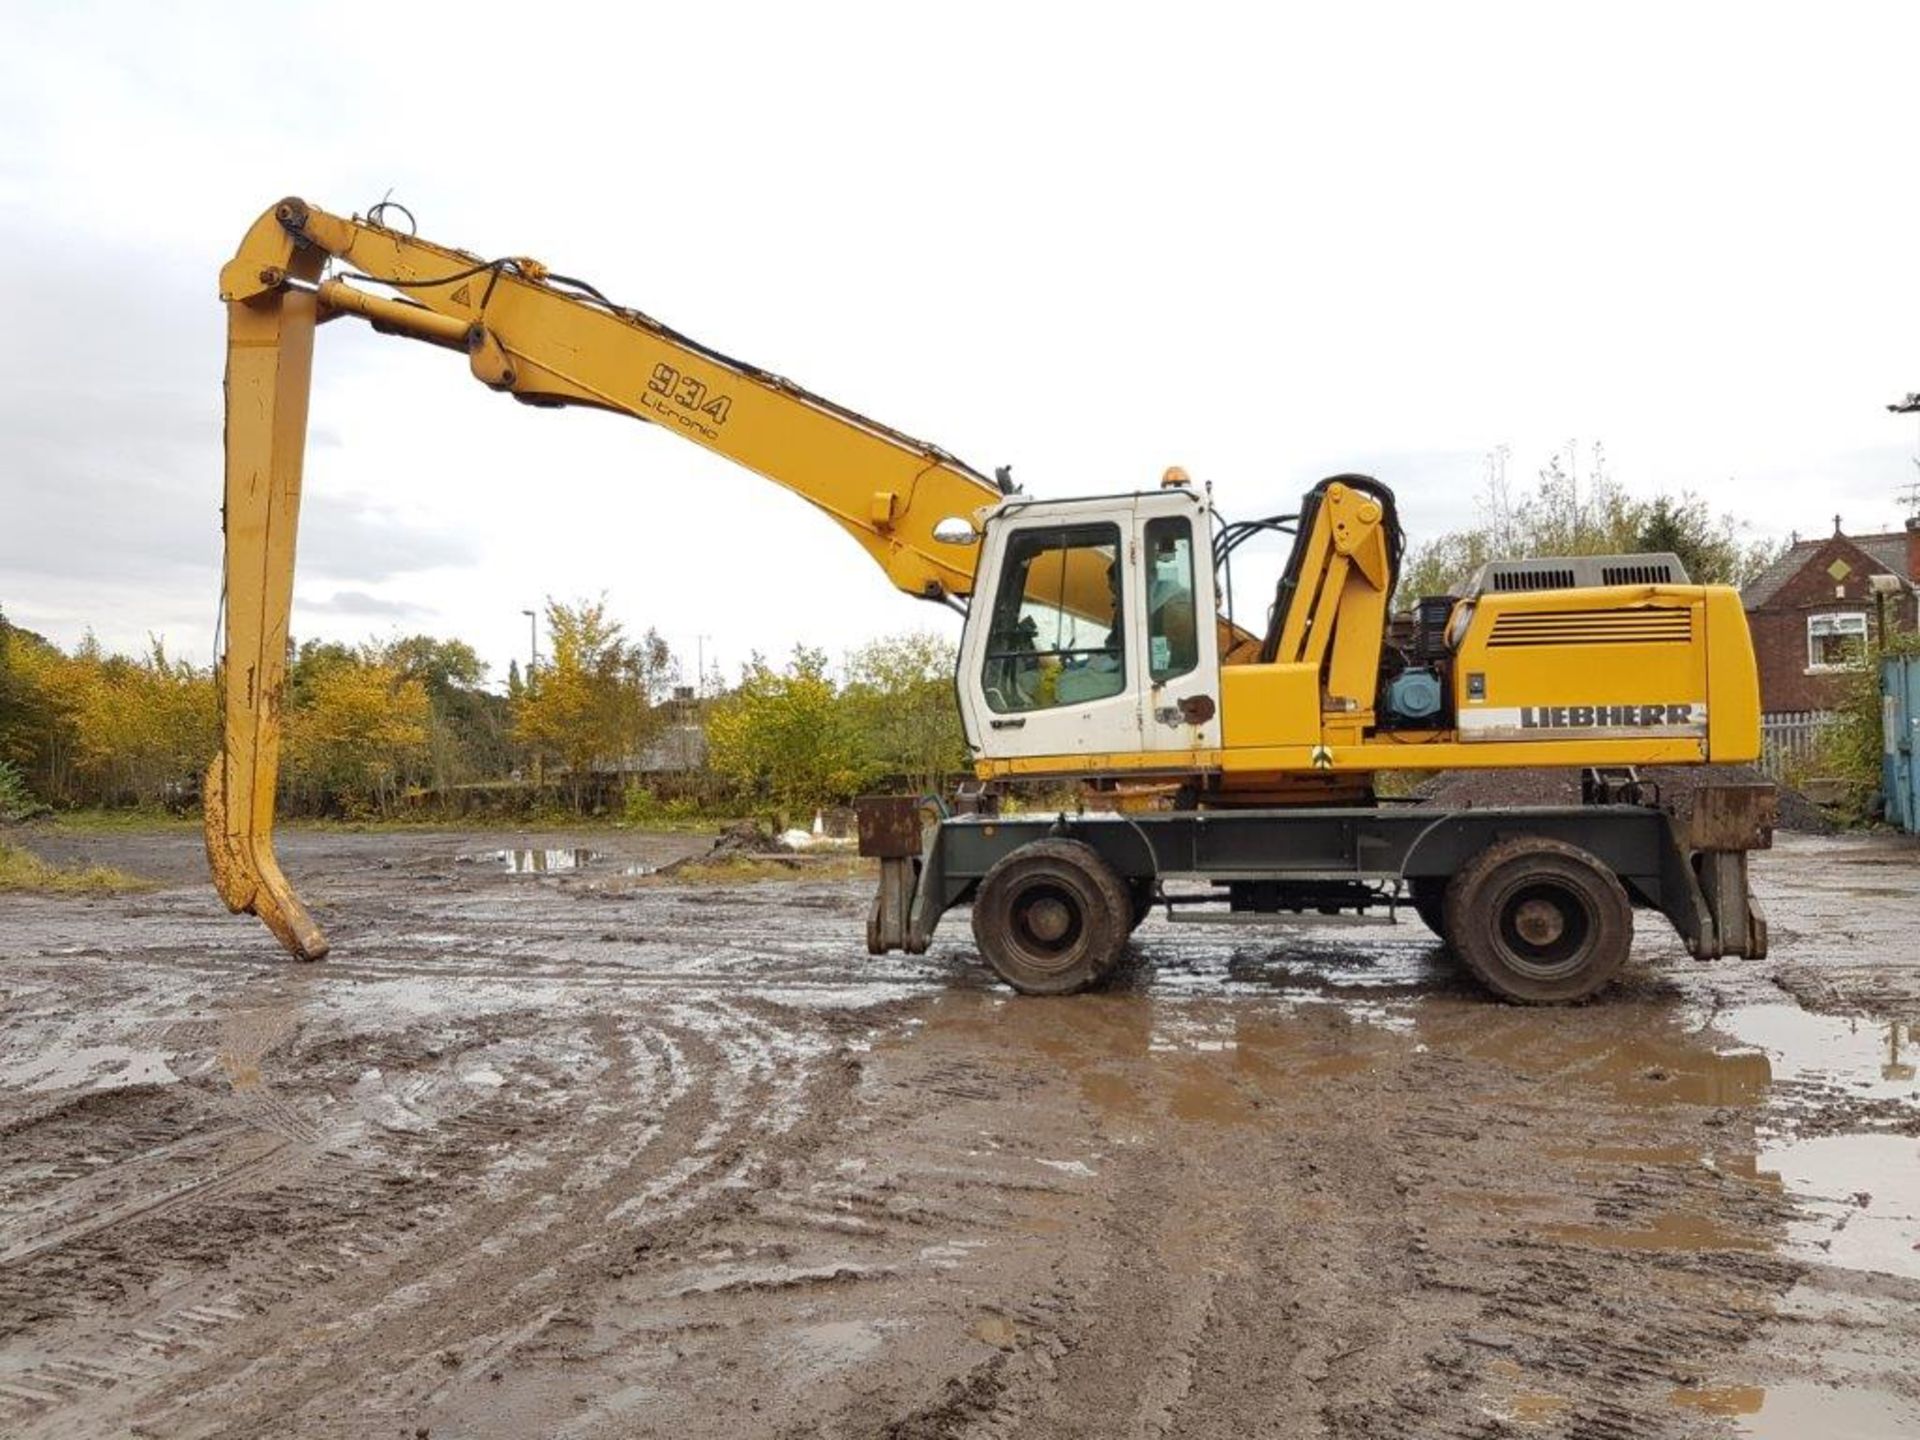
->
(2, 825), (1918, 1437)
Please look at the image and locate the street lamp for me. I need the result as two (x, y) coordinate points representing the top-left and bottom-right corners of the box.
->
(520, 608), (539, 679)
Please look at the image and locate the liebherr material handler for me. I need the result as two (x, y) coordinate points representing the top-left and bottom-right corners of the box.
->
(210, 197), (1773, 1004)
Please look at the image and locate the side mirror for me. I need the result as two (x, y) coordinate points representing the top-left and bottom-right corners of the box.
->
(932, 517), (980, 546)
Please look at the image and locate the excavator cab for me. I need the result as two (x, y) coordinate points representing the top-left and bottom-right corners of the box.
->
(955, 487), (1224, 765)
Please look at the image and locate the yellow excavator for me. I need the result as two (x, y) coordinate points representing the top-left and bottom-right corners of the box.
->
(209, 197), (1772, 1003)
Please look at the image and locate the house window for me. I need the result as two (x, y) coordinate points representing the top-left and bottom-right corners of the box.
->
(1806, 612), (1868, 670)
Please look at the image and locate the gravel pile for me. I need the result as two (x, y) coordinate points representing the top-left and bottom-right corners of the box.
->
(705, 821), (794, 856)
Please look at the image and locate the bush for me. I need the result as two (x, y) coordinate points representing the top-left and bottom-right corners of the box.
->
(706, 648), (874, 821)
(621, 786), (710, 827)
(1805, 633), (1920, 818)
(0, 759), (48, 823)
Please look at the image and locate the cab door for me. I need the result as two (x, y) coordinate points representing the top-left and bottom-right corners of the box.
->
(1129, 490), (1222, 755)
(960, 501), (1143, 762)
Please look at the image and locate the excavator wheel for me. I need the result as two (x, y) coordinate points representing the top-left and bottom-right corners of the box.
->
(972, 839), (1132, 995)
(1444, 837), (1633, 1004)
(1406, 876), (1450, 940)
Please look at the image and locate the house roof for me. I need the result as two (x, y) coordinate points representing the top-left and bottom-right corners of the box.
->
(1742, 529), (1916, 608)
(1860, 532), (1916, 579)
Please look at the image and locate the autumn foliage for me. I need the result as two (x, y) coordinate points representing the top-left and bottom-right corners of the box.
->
(1, 602), (966, 822)
(0, 624), (215, 809)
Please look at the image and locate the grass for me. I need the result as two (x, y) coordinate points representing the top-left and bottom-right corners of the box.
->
(0, 842), (155, 895)
(43, 808), (200, 833)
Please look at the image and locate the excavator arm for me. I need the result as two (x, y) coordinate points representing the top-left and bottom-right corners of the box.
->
(1256, 476), (1399, 730)
(210, 197), (1011, 960)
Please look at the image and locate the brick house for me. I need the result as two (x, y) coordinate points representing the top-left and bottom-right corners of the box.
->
(1740, 517), (1920, 714)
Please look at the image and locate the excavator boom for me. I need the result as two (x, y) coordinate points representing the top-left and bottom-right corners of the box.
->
(209, 197), (1009, 959)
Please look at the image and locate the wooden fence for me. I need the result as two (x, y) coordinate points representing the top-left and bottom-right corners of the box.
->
(1758, 711), (1837, 781)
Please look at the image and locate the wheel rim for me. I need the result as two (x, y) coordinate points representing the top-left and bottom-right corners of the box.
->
(1006, 880), (1086, 974)
(1493, 878), (1594, 980)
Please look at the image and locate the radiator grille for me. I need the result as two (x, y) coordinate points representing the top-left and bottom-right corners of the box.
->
(1487, 606), (1694, 647)
(1488, 568), (1576, 592)
(1600, 560), (1683, 586)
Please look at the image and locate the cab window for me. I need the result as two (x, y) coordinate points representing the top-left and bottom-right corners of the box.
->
(1145, 516), (1197, 683)
(982, 524), (1125, 713)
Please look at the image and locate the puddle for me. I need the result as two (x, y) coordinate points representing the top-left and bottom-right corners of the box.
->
(1761, 1133), (1920, 1280)
(1720, 1009), (1920, 1102)
(780, 1319), (889, 1377)
(903, 991), (1402, 1128)
(1413, 1005), (1773, 1108)
(969, 1313), (1021, 1350)
(1733, 1380), (1920, 1438)
(1538, 1209), (1769, 1254)
(1548, 1143), (1705, 1167)
(11, 1044), (178, 1095)
(497, 848), (599, 874)
(216, 1001), (302, 1091)
(471, 847), (653, 877)
(1483, 1363), (1573, 1427)
(1506, 1391), (1571, 1425)
(1670, 1384), (1763, 1416)
(1438, 1190), (1560, 1216)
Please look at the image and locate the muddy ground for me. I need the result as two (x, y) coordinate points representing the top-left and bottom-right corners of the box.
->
(2, 824), (1919, 1439)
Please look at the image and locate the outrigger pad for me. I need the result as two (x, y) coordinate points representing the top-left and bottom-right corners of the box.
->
(855, 795), (923, 859)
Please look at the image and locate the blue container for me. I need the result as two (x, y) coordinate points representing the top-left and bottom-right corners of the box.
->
(1883, 655), (1920, 833)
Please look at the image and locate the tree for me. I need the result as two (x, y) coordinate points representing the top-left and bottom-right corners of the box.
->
(381, 635), (508, 793)
(0, 612), (74, 800)
(843, 631), (967, 792)
(284, 657), (430, 817)
(67, 639), (215, 807)
(512, 599), (673, 810)
(287, 639), (361, 709)
(0, 617), (216, 809)
(0, 620), (521, 816)
(706, 647), (873, 817)
(1632, 494), (1777, 587)
(382, 635), (486, 699)
(1396, 442), (1782, 604)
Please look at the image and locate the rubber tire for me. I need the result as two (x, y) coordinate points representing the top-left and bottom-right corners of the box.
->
(1444, 836), (1633, 1004)
(1127, 878), (1158, 932)
(1407, 876), (1449, 939)
(972, 839), (1132, 995)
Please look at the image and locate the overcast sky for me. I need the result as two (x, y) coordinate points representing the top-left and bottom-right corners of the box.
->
(5, 2), (1920, 689)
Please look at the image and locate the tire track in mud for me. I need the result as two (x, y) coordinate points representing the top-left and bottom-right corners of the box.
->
(8, 832), (1912, 1439)
(80, 998), (848, 1440)
(722, 993), (1807, 1440)
(476, 1007), (1110, 1440)
(0, 1123), (294, 1269)
(0, 930), (863, 1440)
(263, 998), (853, 1440)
